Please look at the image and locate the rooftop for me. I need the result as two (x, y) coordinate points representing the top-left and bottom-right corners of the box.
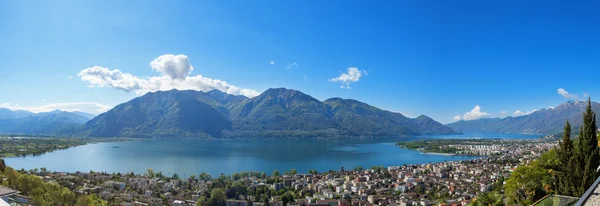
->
(0, 186), (18, 197)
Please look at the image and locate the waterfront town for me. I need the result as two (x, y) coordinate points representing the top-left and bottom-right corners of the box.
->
(0, 138), (556, 206)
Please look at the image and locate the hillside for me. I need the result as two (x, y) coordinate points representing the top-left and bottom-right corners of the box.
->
(0, 110), (91, 135)
(80, 90), (236, 138)
(80, 88), (457, 138)
(447, 100), (600, 134)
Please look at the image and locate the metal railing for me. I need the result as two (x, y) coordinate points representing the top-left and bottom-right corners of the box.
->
(575, 176), (600, 205)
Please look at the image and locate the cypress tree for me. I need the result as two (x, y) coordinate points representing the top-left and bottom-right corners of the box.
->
(578, 98), (599, 194)
(557, 121), (574, 196)
(0, 158), (5, 172)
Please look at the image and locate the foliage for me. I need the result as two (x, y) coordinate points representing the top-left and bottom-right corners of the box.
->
(0, 166), (107, 206)
(504, 149), (559, 205)
(470, 191), (503, 206)
(75, 194), (108, 206)
(197, 188), (226, 206)
(556, 120), (575, 196)
(0, 159), (5, 172)
(573, 98), (599, 196)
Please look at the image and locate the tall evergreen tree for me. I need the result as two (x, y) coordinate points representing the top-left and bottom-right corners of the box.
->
(557, 121), (574, 196)
(576, 98), (599, 195)
(0, 158), (5, 172)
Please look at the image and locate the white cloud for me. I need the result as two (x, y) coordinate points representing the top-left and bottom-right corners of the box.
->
(150, 54), (193, 80)
(584, 92), (589, 98)
(0, 102), (112, 115)
(558, 88), (577, 99)
(453, 115), (462, 121)
(329, 67), (365, 89)
(285, 62), (297, 70)
(453, 105), (490, 121)
(549, 106), (555, 109)
(68, 76), (73, 79)
(270, 61), (275, 65)
(499, 111), (507, 117)
(78, 54), (260, 98)
(513, 109), (536, 117)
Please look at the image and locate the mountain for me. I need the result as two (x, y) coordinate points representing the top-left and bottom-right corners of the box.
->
(0, 110), (91, 135)
(71, 111), (96, 119)
(0, 108), (34, 119)
(447, 100), (600, 134)
(80, 88), (457, 138)
(80, 90), (240, 138)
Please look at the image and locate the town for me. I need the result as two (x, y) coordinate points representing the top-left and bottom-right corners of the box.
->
(0, 138), (556, 206)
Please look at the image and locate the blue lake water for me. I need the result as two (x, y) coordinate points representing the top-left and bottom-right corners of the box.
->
(5, 133), (541, 177)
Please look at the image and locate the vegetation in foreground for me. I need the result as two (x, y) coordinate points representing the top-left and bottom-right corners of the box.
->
(0, 159), (107, 205)
(470, 98), (599, 206)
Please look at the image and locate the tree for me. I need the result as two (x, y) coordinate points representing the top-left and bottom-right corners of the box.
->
(0, 159), (5, 172)
(273, 170), (280, 177)
(172, 173), (179, 180)
(146, 168), (155, 178)
(75, 195), (107, 206)
(199, 172), (211, 181)
(504, 149), (559, 205)
(471, 191), (503, 206)
(209, 188), (227, 206)
(574, 98), (599, 196)
(290, 169), (297, 175)
(281, 192), (294, 206)
(557, 120), (575, 196)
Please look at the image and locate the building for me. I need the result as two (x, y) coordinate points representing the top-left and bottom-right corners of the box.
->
(0, 186), (18, 204)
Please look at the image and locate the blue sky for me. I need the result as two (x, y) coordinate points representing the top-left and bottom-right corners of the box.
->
(0, 0), (599, 123)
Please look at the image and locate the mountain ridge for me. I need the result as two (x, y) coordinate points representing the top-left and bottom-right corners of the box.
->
(79, 88), (458, 138)
(0, 110), (93, 135)
(446, 100), (600, 134)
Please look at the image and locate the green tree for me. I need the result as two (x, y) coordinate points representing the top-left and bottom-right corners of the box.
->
(504, 149), (559, 205)
(0, 159), (5, 172)
(209, 188), (227, 206)
(273, 170), (280, 177)
(557, 120), (575, 196)
(196, 196), (209, 206)
(172, 173), (179, 180)
(281, 192), (294, 206)
(290, 169), (297, 175)
(471, 191), (503, 206)
(146, 168), (155, 178)
(575, 98), (599, 196)
(199, 172), (211, 181)
(75, 194), (106, 206)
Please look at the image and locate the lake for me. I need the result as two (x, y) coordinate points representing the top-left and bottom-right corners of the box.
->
(5, 133), (541, 177)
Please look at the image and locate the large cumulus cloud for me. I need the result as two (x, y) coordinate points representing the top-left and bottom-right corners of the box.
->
(78, 54), (260, 97)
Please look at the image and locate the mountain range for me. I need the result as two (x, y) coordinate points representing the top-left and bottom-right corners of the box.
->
(446, 100), (600, 134)
(4, 88), (597, 138)
(79, 88), (457, 138)
(0, 109), (94, 135)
